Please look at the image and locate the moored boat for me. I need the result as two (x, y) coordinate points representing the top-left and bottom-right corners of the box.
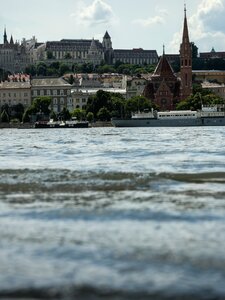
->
(111, 105), (225, 127)
(34, 118), (89, 128)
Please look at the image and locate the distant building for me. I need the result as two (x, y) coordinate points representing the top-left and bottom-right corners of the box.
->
(125, 76), (147, 99)
(31, 77), (72, 113)
(202, 81), (225, 100)
(200, 48), (225, 60)
(36, 31), (158, 67)
(0, 28), (33, 73)
(0, 27), (159, 72)
(0, 74), (31, 109)
(113, 48), (158, 65)
(193, 70), (225, 84)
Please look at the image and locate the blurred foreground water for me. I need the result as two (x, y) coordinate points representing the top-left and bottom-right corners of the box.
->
(0, 127), (225, 299)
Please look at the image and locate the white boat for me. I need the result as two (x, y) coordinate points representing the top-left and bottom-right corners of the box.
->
(111, 105), (225, 127)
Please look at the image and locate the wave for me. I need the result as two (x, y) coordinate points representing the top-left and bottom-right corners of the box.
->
(0, 284), (223, 300)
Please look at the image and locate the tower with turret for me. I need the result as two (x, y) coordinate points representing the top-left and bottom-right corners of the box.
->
(180, 5), (192, 100)
(102, 31), (114, 64)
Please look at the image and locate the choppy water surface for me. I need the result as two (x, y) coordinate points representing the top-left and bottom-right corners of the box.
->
(0, 127), (225, 299)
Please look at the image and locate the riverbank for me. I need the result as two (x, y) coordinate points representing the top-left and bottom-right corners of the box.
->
(0, 123), (34, 129)
(0, 121), (113, 129)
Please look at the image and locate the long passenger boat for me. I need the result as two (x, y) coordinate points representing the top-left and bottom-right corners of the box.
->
(111, 105), (225, 127)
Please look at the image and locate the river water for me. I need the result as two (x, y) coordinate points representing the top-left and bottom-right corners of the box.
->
(0, 127), (225, 300)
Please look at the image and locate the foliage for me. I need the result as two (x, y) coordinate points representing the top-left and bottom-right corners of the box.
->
(71, 108), (85, 121)
(86, 90), (113, 117)
(97, 107), (111, 121)
(47, 51), (54, 59)
(58, 107), (71, 121)
(64, 53), (72, 59)
(86, 112), (94, 122)
(0, 110), (10, 123)
(32, 97), (52, 114)
(176, 84), (224, 110)
(0, 68), (11, 81)
(191, 42), (198, 59)
(59, 64), (70, 76)
(49, 110), (57, 121)
(22, 60), (158, 77)
(124, 96), (152, 116)
(10, 103), (24, 121)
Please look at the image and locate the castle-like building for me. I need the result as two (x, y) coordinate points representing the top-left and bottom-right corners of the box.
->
(143, 6), (192, 109)
(0, 28), (35, 73)
(38, 31), (158, 66)
(0, 29), (158, 73)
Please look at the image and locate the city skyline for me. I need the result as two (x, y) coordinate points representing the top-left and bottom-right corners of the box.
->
(0, 0), (225, 55)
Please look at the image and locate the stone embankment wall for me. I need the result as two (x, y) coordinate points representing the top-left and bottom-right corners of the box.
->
(0, 123), (34, 129)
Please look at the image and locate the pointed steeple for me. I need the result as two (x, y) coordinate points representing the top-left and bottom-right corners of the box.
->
(103, 31), (111, 39)
(102, 30), (112, 50)
(182, 4), (190, 44)
(10, 35), (14, 44)
(180, 4), (192, 99)
(3, 27), (8, 44)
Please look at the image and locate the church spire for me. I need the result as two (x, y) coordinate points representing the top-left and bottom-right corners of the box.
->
(182, 3), (190, 44)
(10, 34), (14, 44)
(180, 4), (192, 100)
(3, 27), (8, 44)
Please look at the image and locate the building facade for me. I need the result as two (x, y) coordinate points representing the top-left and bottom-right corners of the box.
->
(0, 74), (31, 109)
(0, 28), (158, 72)
(113, 48), (158, 65)
(31, 77), (73, 113)
(0, 29), (33, 73)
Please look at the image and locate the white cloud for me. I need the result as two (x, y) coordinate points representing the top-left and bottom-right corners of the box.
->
(71, 0), (116, 27)
(133, 8), (168, 28)
(169, 0), (225, 53)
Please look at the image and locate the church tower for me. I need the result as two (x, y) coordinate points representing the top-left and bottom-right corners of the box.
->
(180, 5), (192, 100)
(102, 31), (113, 64)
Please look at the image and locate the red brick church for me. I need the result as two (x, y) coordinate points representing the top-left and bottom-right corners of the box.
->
(143, 6), (192, 110)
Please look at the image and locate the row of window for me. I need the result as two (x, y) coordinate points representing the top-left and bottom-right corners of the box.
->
(32, 89), (71, 96)
(113, 58), (157, 64)
(0, 99), (29, 105)
(0, 92), (29, 98)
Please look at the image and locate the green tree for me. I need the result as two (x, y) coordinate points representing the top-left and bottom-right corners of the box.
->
(11, 103), (24, 121)
(47, 51), (54, 59)
(32, 97), (52, 114)
(0, 110), (10, 123)
(49, 110), (57, 121)
(71, 108), (85, 120)
(97, 107), (111, 121)
(59, 64), (70, 76)
(59, 107), (71, 121)
(24, 65), (36, 76)
(37, 62), (47, 76)
(191, 42), (198, 59)
(125, 96), (152, 115)
(22, 108), (32, 123)
(86, 112), (94, 122)
(86, 90), (113, 117)
(64, 53), (72, 59)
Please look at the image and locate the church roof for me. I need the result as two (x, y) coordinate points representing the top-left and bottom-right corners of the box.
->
(153, 53), (176, 78)
(104, 31), (111, 39)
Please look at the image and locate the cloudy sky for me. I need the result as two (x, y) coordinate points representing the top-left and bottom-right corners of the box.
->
(0, 0), (225, 55)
